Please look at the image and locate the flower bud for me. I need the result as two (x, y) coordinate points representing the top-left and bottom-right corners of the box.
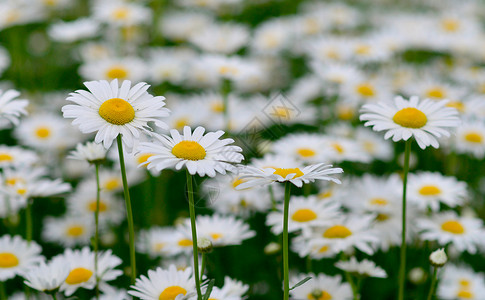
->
(429, 248), (447, 267)
(197, 237), (213, 253)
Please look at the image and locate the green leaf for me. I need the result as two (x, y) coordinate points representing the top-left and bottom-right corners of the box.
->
(289, 276), (312, 291)
(203, 279), (216, 300)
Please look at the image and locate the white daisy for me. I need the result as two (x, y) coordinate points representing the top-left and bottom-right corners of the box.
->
(93, 1), (152, 27)
(335, 256), (387, 278)
(137, 227), (176, 258)
(236, 161), (343, 189)
(190, 214), (256, 247)
(454, 119), (485, 159)
(62, 79), (170, 150)
(360, 96), (461, 149)
(138, 126), (243, 177)
(42, 215), (95, 247)
(128, 265), (196, 300)
(438, 264), (485, 300)
(22, 258), (69, 292)
(0, 89), (28, 129)
(416, 212), (485, 254)
(0, 235), (43, 281)
(407, 172), (468, 211)
(68, 141), (107, 164)
(0, 146), (37, 169)
(79, 57), (147, 83)
(270, 134), (327, 164)
(266, 195), (341, 235)
(47, 18), (100, 43)
(57, 247), (123, 296)
(188, 22), (249, 54)
(290, 273), (352, 300)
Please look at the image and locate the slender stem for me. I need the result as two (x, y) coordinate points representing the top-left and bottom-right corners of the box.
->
(26, 198), (32, 243)
(269, 185), (276, 211)
(200, 253), (206, 282)
(0, 282), (6, 300)
(398, 139), (412, 300)
(187, 171), (202, 300)
(221, 79), (231, 132)
(345, 272), (359, 300)
(426, 267), (438, 300)
(283, 182), (291, 300)
(94, 163), (101, 300)
(306, 256), (312, 273)
(116, 135), (136, 284)
(51, 293), (58, 300)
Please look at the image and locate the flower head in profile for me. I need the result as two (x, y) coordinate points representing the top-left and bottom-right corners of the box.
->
(360, 96), (460, 149)
(68, 141), (107, 164)
(62, 79), (170, 151)
(137, 126), (244, 177)
(335, 256), (387, 278)
(0, 89), (29, 129)
(235, 155), (343, 189)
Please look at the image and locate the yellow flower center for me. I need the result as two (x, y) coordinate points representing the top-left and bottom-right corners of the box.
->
(104, 178), (120, 191)
(159, 286), (187, 300)
(154, 243), (165, 251)
(0, 253), (19, 268)
(174, 117), (189, 130)
(112, 7), (129, 20)
(464, 132), (483, 144)
(98, 98), (135, 125)
(232, 178), (245, 189)
(370, 198), (388, 206)
(442, 19), (460, 32)
(219, 66), (238, 76)
(441, 220), (465, 234)
(211, 233), (223, 240)
(88, 201), (108, 213)
(376, 214), (389, 221)
(178, 239), (192, 247)
(307, 290), (332, 300)
(137, 153), (153, 168)
(318, 245), (329, 253)
(172, 141), (206, 161)
(292, 209), (317, 222)
(356, 83), (375, 97)
(6, 177), (18, 186)
(418, 185), (441, 196)
(297, 148), (316, 158)
(446, 101), (464, 112)
(66, 225), (84, 237)
(0, 153), (13, 162)
(460, 279), (471, 287)
(43, 0), (57, 6)
(273, 168), (304, 179)
(16, 188), (27, 195)
(210, 102), (225, 113)
(337, 106), (354, 120)
(65, 268), (93, 285)
(332, 143), (345, 154)
(325, 49), (340, 60)
(274, 107), (292, 120)
(392, 107), (428, 128)
(425, 87), (446, 99)
(106, 66), (128, 80)
(355, 45), (371, 55)
(35, 127), (51, 139)
(456, 290), (474, 299)
(323, 225), (352, 238)
(318, 191), (333, 199)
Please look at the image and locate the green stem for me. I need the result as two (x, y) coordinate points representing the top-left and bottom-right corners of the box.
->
(200, 253), (206, 282)
(0, 282), (6, 300)
(398, 139), (412, 300)
(51, 293), (58, 300)
(116, 135), (136, 284)
(187, 171), (202, 300)
(306, 256), (312, 273)
(283, 182), (291, 300)
(94, 163), (101, 300)
(426, 267), (438, 300)
(345, 272), (359, 300)
(221, 79), (231, 132)
(26, 198), (32, 243)
(269, 185), (276, 211)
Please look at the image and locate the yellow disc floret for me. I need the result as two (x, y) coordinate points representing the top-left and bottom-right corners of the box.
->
(159, 286), (187, 300)
(65, 267), (93, 285)
(0, 153), (13, 162)
(441, 220), (465, 234)
(273, 168), (304, 179)
(98, 98), (135, 125)
(323, 225), (352, 239)
(88, 201), (108, 213)
(106, 66), (128, 80)
(0, 252), (19, 268)
(292, 209), (317, 222)
(419, 185), (441, 196)
(392, 107), (427, 128)
(297, 148), (316, 158)
(172, 141), (206, 161)
(464, 132), (483, 144)
(35, 127), (51, 139)
(356, 83), (375, 97)
(66, 226), (84, 237)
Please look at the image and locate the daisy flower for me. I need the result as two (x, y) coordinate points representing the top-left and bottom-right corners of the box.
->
(62, 79), (170, 150)
(138, 126), (243, 177)
(335, 257), (387, 278)
(191, 214), (256, 247)
(236, 160), (343, 189)
(453, 119), (485, 159)
(68, 141), (107, 164)
(0, 89), (29, 129)
(57, 247), (123, 296)
(79, 57), (147, 82)
(128, 265), (196, 300)
(0, 146), (38, 169)
(0, 235), (43, 281)
(266, 195), (341, 235)
(437, 264), (485, 300)
(137, 227), (175, 258)
(407, 172), (468, 211)
(416, 212), (485, 254)
(360, 96), (461, 149)
(22, 258), (69, 293)
(42, 215), (95, 247)
(290, 273), (352, 300)
(270, 133), (327, 164)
